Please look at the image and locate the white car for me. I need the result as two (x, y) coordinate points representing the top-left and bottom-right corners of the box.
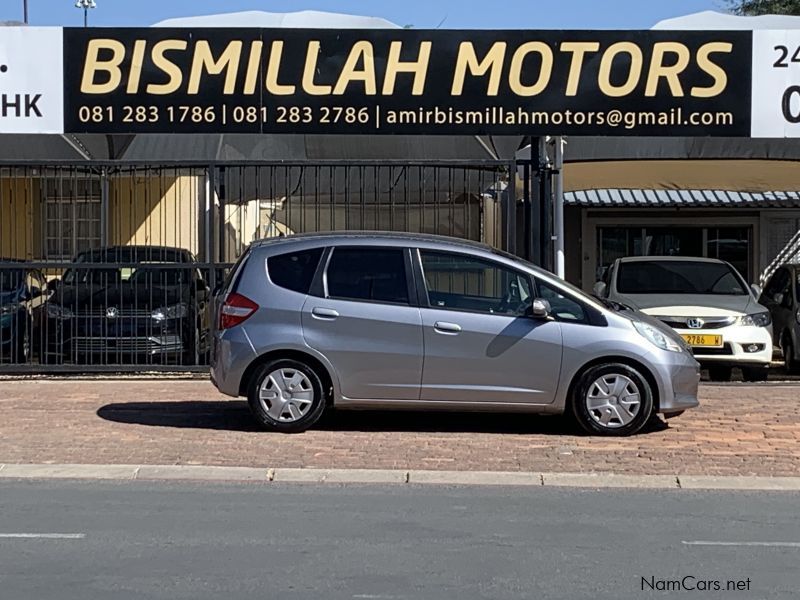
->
(594, 257), (773, 382)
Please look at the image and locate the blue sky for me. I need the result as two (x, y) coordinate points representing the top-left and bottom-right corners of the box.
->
(5, 0), (727, 29)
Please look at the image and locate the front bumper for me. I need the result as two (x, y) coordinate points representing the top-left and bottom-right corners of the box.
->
(674, 325), (773, 367)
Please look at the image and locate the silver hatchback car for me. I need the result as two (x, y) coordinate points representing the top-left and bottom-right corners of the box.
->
(211, 233), (700, 436)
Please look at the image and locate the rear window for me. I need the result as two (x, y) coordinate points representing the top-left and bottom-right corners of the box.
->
(268, 248), (323, 294)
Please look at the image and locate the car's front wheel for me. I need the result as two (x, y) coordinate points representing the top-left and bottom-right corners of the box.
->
(247, 359), (327, 433)
(783, 335), (800, 375)
(571, 363), (654, 436)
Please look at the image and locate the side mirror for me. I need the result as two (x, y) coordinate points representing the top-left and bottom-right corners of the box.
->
(527, 298), (551, 319)
(593, 281), (608, 298)
(750, 283), (763, 298)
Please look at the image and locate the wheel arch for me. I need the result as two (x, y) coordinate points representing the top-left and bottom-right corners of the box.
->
(566, 356), (661, 413)
(239, 349), (335, 405)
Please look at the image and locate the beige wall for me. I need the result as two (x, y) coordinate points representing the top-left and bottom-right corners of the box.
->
(109, 174), (202, 255)
(564, 160), (800, 192)
(0, 177), (37, 260)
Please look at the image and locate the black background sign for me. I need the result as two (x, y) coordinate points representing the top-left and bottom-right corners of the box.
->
(63, 28), (752, 136)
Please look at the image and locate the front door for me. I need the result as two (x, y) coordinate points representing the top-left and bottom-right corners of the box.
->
(416, 250), (563, 405)
(302, 246), (423, 401)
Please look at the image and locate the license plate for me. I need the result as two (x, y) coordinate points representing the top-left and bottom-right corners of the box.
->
(681, 334), (723, 348)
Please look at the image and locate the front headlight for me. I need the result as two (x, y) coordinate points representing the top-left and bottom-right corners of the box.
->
(46, 304), (73, 320)
(740, 312), (771, 327)
(634, 321), (684, 353)
(0, 303), (21, 315)
(151, 303), (189, 322)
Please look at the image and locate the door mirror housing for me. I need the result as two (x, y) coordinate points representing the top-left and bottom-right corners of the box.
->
(592, 281), (607, 298)
(527, 298), (551, 319)
(750, 283), (763, 298)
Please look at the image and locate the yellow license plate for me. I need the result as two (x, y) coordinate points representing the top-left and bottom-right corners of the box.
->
(681, 334), (723, 348)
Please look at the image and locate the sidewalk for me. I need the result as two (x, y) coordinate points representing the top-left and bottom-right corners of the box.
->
(1, 380), (799, 476)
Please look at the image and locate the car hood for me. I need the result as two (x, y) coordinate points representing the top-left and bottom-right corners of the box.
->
(52, 284), (188, 311)
(614, 293), (759, 317)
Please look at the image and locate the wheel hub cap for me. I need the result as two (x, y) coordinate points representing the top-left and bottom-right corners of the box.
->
(258, 368), (314, 422)
(585, 374), (641, 429)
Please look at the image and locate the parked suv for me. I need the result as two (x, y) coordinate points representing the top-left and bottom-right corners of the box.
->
(212, 233), (700, 436)
(42, 246), (211, 365)
(760, 264), (800, 374)
(595, 256), (773, 382)
(0, 261), (48, 363)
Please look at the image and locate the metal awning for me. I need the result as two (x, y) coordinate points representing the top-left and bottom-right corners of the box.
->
(565, 189), (800, 208)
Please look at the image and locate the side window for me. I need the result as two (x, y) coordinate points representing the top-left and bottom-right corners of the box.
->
(536, 279), (588, 323)
(419, 250), (532, 316)
(267, 247), (323, 294)
(764, 268), (789, 301)
(326, 247), (409, 304)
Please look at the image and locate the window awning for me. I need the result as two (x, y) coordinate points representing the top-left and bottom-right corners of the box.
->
(565, 189), (800, 208)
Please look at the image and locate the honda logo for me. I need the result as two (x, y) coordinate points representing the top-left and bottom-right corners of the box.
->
(106, 307), (119, 319)
(687, 318), (704, 329)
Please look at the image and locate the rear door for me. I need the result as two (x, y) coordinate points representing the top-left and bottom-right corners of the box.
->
(301, 246), (423, 401)
(416, 249), (563, 405)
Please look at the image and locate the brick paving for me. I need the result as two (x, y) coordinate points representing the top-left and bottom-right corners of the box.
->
(1, 379), (799, 476)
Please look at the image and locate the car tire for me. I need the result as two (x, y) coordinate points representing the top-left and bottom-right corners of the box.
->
(13, 325), (30, 364)
(571, 363), (654, 437)
(742, 366), (769, 383)
(783, 336), (800, 375)
(247, 358), (327, 433)
(707, 366), (733, 382)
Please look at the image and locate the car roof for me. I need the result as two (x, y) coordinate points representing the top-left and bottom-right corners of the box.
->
(252, 231), (494, 253)
(616, 256), (726, 265)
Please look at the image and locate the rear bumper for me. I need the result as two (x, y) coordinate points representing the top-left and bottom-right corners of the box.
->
(210, 327), (257, 397)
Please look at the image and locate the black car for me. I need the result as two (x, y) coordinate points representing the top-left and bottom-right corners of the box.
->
(0, 260), (48, 364)
(42, 246), (211, 365)
(760, 264), (800, 374)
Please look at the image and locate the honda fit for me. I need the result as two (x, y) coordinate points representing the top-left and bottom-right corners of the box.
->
(211, 233), (700, 436)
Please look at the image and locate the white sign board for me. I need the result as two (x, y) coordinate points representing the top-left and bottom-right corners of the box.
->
(0, 27), (63, 134)
(752, 30), (800, 137)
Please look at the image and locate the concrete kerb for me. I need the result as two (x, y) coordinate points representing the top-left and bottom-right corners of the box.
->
(1, 465), (800, 490)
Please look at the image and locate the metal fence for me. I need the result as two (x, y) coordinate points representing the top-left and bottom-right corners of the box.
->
(0, 160), (516, 373)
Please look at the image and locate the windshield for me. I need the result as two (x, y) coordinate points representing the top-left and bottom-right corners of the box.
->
(0, 269), (23, 293)
(63, 265), (191, 286)
(617, 261), (748, 295)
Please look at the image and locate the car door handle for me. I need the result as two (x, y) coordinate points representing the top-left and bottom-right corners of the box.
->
(311, 307), (339, 320)
(434, 321), (462, 334)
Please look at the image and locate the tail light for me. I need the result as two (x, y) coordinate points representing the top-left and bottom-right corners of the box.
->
(218, 293), (258, 330)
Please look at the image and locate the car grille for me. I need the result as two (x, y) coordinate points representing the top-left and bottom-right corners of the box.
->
(657, 316), (737, 330)
(72, 336), (183, 354)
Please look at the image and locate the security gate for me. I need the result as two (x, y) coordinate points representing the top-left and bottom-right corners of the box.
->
(0, 160), (515, 372)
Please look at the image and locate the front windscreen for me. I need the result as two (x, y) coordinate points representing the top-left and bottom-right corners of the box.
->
(617, 261), (747, 295)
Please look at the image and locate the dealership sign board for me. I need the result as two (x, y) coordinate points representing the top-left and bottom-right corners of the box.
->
(1, 26), (800, 136)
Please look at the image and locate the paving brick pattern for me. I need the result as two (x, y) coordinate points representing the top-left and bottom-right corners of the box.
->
(1, 380), (799, 476)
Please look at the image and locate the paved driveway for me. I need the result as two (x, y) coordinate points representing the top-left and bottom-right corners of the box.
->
(1, 379), (798, 476)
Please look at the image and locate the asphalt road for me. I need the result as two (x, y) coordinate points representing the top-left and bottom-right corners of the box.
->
(1, 481), (798, 600)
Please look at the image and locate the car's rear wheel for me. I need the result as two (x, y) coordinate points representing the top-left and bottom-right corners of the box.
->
(247, 359), (326, 433)
(742, 366), (769, 382)
(707, 366), (733, 382)
(783, 336), (800, 375)
(571, 363), (654, 436)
